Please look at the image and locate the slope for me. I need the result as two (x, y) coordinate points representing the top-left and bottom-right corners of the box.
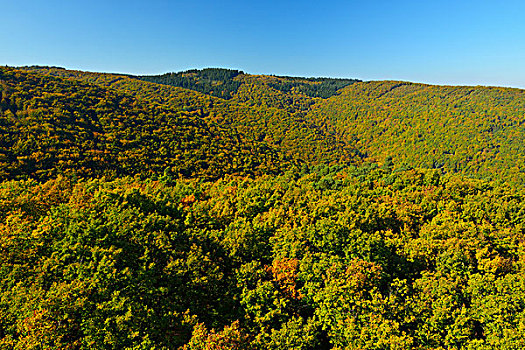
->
(308, 80), (525, 184)
(20, 66), (360, 168)
(0, 67), (294, 180)
(134, 68), (360, 99)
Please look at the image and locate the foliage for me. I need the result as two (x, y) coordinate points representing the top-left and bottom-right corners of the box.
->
(3, 66), (525, 348)
(136, 68), (245, 100)
(308, 80), (525, 184)
(5, 66), (358, 181)
(0, 67), (293, 180)
(265, 75), (360, 98)
(0, 167), (525, 348)
(133, 68), (360, 100)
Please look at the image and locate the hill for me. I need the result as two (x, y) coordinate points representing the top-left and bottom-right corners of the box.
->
(308, 80), (525, 184)
(134, 68), (360, 99)
(0, 67), (361, 181)
(3, 66), (525, 349)
(20, 66), (525, 185)
(14, 66), (360, 178)
(0, 67), (296, 180)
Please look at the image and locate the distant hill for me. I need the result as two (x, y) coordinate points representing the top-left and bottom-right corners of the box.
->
(134, 68), (361, 99)
(8, 66), (525, 185)
(135, 68), (245, 99)
(0, 67), (293, 180)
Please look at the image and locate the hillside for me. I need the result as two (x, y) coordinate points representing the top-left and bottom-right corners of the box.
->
(17, 66), (360, 175)
(308, 80), (525, 184)
(3, 66), (525, 349)
(134, 68), (360, 99)
(21, 66), (525, 185)
(0, 67), (363, 181)
(0, 67), (296, 180)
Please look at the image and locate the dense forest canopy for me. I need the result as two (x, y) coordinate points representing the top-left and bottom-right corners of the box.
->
(20, 66), (525, 185)
(0, 67), (291, 180)
(308, 81), (525, 185)
(136, 68), (245, 100)
(2, 166), (525, 349)
(133, 68), (361, 99)
(2, 65), (525, 349)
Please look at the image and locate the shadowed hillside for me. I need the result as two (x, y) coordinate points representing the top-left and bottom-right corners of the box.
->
(134, 68), (360, 99)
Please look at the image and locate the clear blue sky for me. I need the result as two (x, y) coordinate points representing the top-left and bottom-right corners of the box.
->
(2, 0), (525, 88)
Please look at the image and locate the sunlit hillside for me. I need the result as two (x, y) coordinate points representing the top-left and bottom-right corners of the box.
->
(2, 66), (525, 349)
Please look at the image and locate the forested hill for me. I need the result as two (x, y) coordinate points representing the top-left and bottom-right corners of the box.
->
(134, 68), (361, 99)
(0, 66), (360, 181)
(0, 67), (289, 180)
(308, 80), (525, 184)
(20, 66), (525, 185)
(3, 66), (525, 348)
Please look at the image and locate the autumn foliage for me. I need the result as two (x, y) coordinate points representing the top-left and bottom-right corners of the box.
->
(2, 66), (525, 348)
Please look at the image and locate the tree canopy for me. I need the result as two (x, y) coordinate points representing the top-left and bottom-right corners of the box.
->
(2, 66), (525, 348)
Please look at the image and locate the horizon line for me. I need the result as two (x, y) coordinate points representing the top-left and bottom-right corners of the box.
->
(5, 63), (525, 91)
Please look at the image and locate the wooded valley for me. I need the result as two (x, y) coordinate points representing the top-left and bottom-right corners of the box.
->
(1, 66), (525, 349)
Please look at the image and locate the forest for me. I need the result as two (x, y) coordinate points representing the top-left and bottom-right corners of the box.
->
(1, 66), (525, 349)
(134, 68), (360, 99)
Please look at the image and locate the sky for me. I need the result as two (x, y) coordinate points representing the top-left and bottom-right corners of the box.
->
(2, 0), (525, 88)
